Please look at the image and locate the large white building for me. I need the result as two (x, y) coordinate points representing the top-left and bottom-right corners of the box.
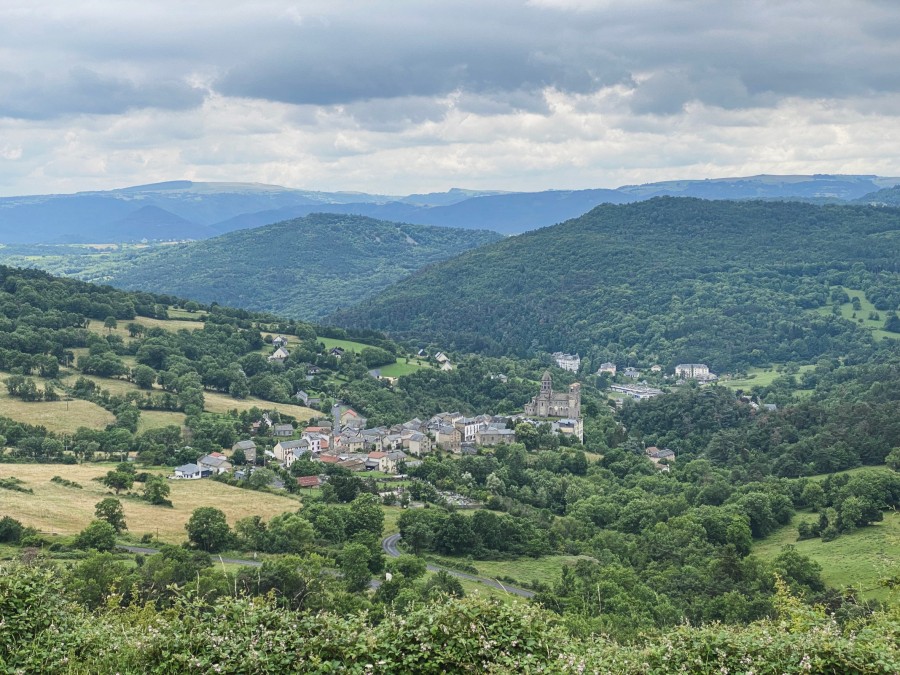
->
(552, 352), (581, 372)
(675, 363), (717, 381)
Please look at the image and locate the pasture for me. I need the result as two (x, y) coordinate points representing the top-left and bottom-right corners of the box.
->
(0, 463), (300, 543)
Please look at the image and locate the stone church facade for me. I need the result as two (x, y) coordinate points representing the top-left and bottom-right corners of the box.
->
(524, 371), (581, 419)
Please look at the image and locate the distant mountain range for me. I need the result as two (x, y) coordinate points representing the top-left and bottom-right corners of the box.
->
(2, 175), (899, 243)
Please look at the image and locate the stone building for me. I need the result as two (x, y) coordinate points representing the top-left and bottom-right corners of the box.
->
(523, 371), (581, 419)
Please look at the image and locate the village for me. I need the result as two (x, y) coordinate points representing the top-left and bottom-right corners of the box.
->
(170, 343), (719, 486)
(171, 359), (591, 488)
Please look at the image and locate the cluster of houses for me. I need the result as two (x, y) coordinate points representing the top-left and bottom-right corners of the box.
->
(171, 405), (519, 483)
(598, 362), (717, 382)
(173, 452), (233, 480)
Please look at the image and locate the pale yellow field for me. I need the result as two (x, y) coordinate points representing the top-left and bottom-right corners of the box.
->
(203, 390), (319, 420)
(0, 389), (114, 433)
(138, 410), (186, 432)
(0, 463), (300, 542)
(86, 315), (205, 340)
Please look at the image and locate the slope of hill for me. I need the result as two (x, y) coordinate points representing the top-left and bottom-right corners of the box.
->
(856, 185), (900, 206)
(78, 213), (503, 319)
(330, 198), (900, 371)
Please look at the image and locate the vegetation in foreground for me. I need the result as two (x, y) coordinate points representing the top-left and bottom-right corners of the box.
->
(1, 562), (898, 673)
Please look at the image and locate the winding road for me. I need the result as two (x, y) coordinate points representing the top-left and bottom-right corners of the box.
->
(381, 533), (535, 598)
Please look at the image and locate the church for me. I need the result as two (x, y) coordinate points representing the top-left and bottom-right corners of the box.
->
(523, 371), (581, 419)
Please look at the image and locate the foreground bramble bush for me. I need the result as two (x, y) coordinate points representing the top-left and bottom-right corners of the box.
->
(1, 564), (898, 674)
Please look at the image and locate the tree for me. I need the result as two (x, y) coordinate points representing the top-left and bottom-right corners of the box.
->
(75, 520), (117, 552)
(94, 497), (127, 533)
(266, 513), (315, 554)
(339, 542), (373, 592)
(389, 554), (427, 581)
(143, 475), (172, 506)
(345, 493), (385, 540)
(185, 507), (231, 552)
(886, 447), (900, 472)
(514, 422), (539, 450)
(132, 365), (157, 390)
(100, 470), (134, 495)
(126, 322), (144, 338)
(104, 316), (118, 333)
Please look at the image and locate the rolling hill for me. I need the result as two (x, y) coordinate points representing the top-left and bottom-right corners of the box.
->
(330, 198), (900, 371)
(73, 213), (502, 319)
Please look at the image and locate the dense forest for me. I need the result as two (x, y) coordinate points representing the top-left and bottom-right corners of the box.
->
(332, 198), (900, 372)
(0, 214), (501, 320)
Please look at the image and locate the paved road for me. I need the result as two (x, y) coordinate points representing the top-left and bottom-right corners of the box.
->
(381, 533), (535, 598)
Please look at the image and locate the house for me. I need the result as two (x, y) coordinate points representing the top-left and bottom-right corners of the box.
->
(307, 365), (322, 375)
(475, 425), (516, 446)
(623, 367), (641, 379)
(598, 362), (617, 376)
(650, 364), (662, 373)
(267, 346), (290, 364)
(440, 361), (454, 372)
(300, 432), (326, 454)
(454, 417), (480, 443)
(273, 423), (294, 438)
(402, 431), (432, 457)
(329, 346), (345, 358)
(340, 408), (367, 429)
(294, 390), (310, 406)
(231, 440), (257, 463)
(337, 457), (367, 472)
(417, 348), (428, 358)
(367, 451), (389, 472)
(272, 335), (288, 347)
(296, 475), (321, 488)
(552, 352), (581, 372)
(197, 454), (232, 475)
(173, 463), (204, 479)
(434, 352), (450, 364)
(273, 439), (310, 466)
(646, 446), (675, 469)
(432, 424), (462, 453)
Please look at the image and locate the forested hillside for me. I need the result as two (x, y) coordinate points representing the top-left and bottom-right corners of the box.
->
(332, 198), (900, 372)
(31, 214), (501, 320)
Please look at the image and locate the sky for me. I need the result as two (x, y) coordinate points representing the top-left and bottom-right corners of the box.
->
(2, 0), (900, 197)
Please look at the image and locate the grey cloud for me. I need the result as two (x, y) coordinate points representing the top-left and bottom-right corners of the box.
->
(0, 67), (204, 120)
(2, 0), (900, 123)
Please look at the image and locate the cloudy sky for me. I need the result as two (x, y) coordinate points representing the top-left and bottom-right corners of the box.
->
(2, 0), (900, 196)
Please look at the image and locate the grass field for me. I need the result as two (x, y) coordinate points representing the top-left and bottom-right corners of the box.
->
(86, 315), (206, 341)
(0, 463), (301, 542)
(0, 386), (114, 432)
(202, 391), (319, 420)
(722, 364), (815, 390)
(754, 509), (900, 602)
(811, 286), (898, 341)
(319, 337), (432, 377)
(138, 410), (186, 432)
(471, 555), (584, 587)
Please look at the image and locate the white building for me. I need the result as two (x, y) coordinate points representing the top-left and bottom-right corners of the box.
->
(675, 363), (717, 381)
(552, 352), (581, 372)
